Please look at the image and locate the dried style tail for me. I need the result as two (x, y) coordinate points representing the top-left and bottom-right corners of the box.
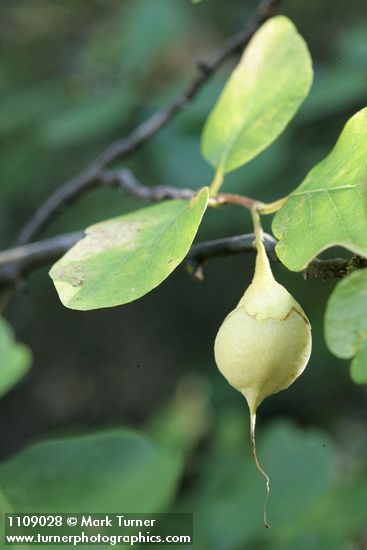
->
(250, 412), (270, 529)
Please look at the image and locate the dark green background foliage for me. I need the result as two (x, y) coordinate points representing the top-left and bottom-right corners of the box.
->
(1, 1), (367, 548)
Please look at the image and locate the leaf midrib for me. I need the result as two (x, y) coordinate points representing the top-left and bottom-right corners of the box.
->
(293, 182), (365, 197)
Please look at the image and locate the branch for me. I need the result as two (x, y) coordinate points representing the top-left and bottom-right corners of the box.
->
(14, 0), (279, 247)
(102, 169), (263, 208)
(186, 233), (278, 281)
(1, 231), (366, 293)
(186, 238), (367, 281)
(101, 169), (195, 201)
(0, 232), (84, 288)
(302, 255), (367, 281)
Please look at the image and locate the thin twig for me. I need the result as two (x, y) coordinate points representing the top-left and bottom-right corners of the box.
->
(101, 169), (195, 201)
(14, 0), (279, 247)
(1, 231), (366, 293)
(186, 233), (277, 281)
(103, 170), (266, 208)
(0, 232), (84, 275)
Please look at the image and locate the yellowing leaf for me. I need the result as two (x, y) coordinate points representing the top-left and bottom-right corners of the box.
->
(201, 16), (312, 175)
(50, 188), (208, 310)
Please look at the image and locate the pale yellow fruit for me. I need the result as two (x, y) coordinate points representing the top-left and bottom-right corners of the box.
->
(214, 220), (312, 417)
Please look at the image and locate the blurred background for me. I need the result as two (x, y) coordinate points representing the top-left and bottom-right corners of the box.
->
(1, 0), (367, 548)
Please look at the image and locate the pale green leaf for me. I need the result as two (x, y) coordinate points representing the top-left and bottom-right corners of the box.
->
(0, 318), (31, 397)
(324, 268), (367, 384)
(50, 188), (208, 310)
(201, 16), (312, 175)
(0, 430), (183, 512)
(350, 340), (367, 384)
(273, 108), (367, 271)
